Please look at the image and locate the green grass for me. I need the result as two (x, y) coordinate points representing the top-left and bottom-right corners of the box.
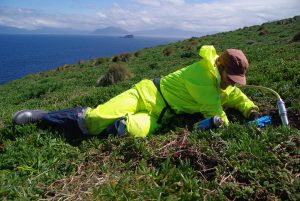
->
(0, 16), (300, 200)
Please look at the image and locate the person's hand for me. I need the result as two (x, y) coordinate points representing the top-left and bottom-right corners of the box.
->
(248, 110), (260, 120)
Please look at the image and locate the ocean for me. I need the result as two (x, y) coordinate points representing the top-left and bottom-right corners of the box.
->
(0, 34), (180, 85)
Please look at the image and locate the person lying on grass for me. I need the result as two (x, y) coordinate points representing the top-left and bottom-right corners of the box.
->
(12, 45), (260, 138)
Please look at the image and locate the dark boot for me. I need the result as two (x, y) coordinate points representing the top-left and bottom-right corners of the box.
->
(12, 110), (48, 125)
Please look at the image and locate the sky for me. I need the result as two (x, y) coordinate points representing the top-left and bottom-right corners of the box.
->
(0, 0), (299, 33)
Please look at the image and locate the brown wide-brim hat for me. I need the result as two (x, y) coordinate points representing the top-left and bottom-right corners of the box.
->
(218, 49), (249, 85)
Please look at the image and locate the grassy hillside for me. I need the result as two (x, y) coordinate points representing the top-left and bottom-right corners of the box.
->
(0, 16), (299, 200)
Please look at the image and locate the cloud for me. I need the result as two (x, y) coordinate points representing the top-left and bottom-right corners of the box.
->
(0, 6), (100, 30)
(135, 0), (161, 7)
(96, 12), (107, 19)
(135, 0), (184, 6)
(0, 7), (60, 29)
(0, 0), (299, 34)
(97, 0), (300, 32)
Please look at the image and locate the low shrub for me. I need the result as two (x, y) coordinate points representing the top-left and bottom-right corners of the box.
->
(149, 63), (159, 69)
(112, 53), (134, 62)
(91, 57), (110, 66)
(78, 60), (85, 65)
(180, 51), (195, 58)
(134, 51), (140, 57)
(163, 47), (175, 56)
(292, 31), (300, 42)
(20, 82), (63, 100)
(96, 63), (132, 87)
(245, 40), (256, 45)
(276, 18), (295, 25)
(257, 26), (269, 35)
(0, 119), (3, 130)
(56, 64), (72, 72)
(184, 38), (199, 51)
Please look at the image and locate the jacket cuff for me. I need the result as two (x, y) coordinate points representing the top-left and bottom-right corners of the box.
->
(245, 106), (259, 118)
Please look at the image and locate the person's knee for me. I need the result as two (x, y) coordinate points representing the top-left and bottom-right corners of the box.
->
(126, 113), (160, 138)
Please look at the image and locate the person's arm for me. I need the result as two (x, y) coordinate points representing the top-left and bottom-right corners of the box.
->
(221, 85), (259, 118)
(184, 81), (230, 124)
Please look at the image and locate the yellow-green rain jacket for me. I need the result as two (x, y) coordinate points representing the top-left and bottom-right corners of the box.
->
(84, 45), (258, 137)
(160, 45), (258, 124)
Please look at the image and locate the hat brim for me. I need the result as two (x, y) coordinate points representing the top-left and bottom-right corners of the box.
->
(227, 74), (246, 85)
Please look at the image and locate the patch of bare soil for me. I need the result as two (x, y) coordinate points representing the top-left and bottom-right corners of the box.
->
(225, 107), (299, 130)
(261, 108), (300, 129)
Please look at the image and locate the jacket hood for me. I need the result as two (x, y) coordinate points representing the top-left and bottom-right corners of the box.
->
(199, 45), (218, 67)
(199, 45), (221, 86)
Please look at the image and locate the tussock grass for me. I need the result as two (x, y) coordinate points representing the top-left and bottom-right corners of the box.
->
(292, 31), (300, 42)
(91, 57), (110, 66)
(96, 63), (132, 87)
(0, 15), (300, 200)
(162, 46), (175, 56)
(112, 53), (134, 62)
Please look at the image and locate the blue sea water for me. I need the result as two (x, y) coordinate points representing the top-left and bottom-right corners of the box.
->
(0, 34), (180, 85)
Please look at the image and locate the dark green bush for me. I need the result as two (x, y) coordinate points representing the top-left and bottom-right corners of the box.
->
(257, 26), (269, 35)
(163, 47), (175, 56)
(148, 63), (159, 69)
(292, 31), (300, 42)
(112, 53), (134, 62)
(184, 38), (199, 51)
(180, 51), (195, 58)
(16, 81), (63, 101)
(277, 18), (295, 25)
(91, 57), (110, 65)
(134, 51), (140, 57)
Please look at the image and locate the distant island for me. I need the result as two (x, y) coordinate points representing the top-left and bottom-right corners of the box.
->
(0, 25), (206, 38)
(92, 26), (129, 36)
(121, 34), (134, 38)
